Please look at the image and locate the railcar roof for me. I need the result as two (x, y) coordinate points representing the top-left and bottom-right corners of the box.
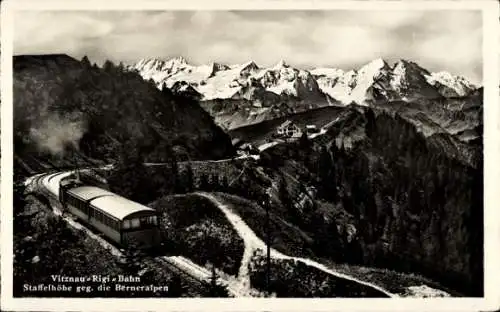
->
(90, 195), (156, 221)
(67, 186), (156, 220)
(67, 186), (116, 201)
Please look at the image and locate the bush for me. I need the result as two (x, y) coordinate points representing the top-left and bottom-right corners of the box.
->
(248, 250), (388, 298)
(181, 219), (244, 276)
(152, 194), (244, 277)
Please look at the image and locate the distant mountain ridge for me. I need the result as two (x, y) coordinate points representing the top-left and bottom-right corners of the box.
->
(130, 57), (478, 130)
(312, 58), (477, 104)
(131, 57), (478, 105)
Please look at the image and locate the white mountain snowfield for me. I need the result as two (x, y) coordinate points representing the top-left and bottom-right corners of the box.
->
(312, 58), (477, 104)
(131, 57), (477, 105)
(132, 57), (329, 104)
(426, 71), (478, 97)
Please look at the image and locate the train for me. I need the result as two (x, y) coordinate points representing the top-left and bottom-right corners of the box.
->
(42, 172), (162, 249)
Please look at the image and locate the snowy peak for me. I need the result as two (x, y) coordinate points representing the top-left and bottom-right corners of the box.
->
(238, 61), (260, 77)
(132, 57), (329, 102)
(210, 62), (230, 72)
(426, 71), (477, 97)
(388, 59), (443, 100)
(391, 59), (431, 85)
(255, 62), (322, 98)
(310, 68), (346, 78)
(208, 62), (231, 77)
(359, 58), (390, 74)
(165, 56), (188, 67)
(311, 59), (476, 105)
(131, 57), (477, 105)
(134, 56), (188, 73)
(393, 59), (429, 73)
(274, 59), (290, 69)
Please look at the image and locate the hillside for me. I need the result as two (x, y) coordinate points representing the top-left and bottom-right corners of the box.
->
(13, 54), (235, 174)
(229, 95), (481, 168)
(258, 107), (483, 296)
(228, 106), (346, 147)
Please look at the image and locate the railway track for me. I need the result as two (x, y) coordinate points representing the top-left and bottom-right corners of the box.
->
(26, 171), (238, 297)
(155, 257), (212, 296)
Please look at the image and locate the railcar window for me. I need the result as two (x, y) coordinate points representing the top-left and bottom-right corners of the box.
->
(139, 216), (158, 226)
(123, 220), (131, 229)
(131, 218), (140, 228)
(70, 197), (76, 209)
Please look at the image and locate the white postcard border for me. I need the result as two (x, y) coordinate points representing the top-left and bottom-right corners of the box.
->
(1, 0), (499, 311)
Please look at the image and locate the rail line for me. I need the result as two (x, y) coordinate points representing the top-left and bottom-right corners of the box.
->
(26, 171), (241, 297)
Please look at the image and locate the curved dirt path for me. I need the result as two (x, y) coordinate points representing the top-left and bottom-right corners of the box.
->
(195, 192), (397, 298)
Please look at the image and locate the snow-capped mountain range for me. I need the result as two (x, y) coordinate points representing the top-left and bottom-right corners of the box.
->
(131, 57), (478, 106)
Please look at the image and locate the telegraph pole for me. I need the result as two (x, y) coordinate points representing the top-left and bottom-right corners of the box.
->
(264, 193), (271, 297)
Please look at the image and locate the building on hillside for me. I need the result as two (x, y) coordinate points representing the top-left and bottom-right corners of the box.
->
(335, 134), (354, 149)
(240, 143), (260, 155)
(305, 124), (320, 135)
(276, 120), (302, 138)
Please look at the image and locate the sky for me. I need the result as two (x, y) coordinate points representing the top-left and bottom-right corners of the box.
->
(14, 10), (483, 84)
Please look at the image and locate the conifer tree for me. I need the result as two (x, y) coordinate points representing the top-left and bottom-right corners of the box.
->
(81, 55), (91, 69)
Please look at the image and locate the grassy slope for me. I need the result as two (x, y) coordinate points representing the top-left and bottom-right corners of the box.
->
(212, 193), (315, 257)
(150, 194), (244, 276)
(324, 261), (463, 296)
(210, 192), (456, 297)
(248, 250), (390, 298)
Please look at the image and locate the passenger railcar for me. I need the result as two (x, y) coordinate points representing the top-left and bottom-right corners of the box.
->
(59, 180), (160, 249)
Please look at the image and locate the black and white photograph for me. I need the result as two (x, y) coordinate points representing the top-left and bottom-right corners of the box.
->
(1, 0), (499, 311)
